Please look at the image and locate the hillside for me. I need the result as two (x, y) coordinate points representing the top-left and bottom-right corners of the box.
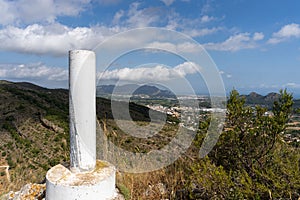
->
(0, 81), (70, 193)
(0, 81), (173, 195)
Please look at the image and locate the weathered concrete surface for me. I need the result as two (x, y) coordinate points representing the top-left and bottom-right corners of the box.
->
(69, 50), (96, 172)
(46, 160), (117, 200)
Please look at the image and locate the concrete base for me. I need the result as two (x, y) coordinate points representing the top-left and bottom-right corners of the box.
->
(46, 160), (116, 200)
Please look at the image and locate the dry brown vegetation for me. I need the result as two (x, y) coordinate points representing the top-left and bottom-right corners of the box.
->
(0, 81), (69, 195)
(0, 81), (299, 199)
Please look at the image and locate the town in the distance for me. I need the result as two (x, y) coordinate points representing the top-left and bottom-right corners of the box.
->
(97, 84), (300, 145)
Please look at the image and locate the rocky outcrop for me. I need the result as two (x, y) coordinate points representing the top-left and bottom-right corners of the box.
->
(2, 183), (46, 200)
(40, 118), (64, 134)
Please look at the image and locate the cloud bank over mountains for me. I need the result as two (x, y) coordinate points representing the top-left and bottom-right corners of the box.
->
(0, 63), (67, 81)
(98, 62), (199, 82)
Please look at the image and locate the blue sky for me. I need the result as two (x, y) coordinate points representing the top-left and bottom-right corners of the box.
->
(0, 0), (299, 96)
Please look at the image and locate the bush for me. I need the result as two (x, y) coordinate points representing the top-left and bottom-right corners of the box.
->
(6, 156), (16, 169)
(117, 183), (131, 200)
(187, 89), (299, 199)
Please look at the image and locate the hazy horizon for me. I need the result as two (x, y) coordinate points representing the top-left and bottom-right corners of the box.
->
(3, 79), (300, 99)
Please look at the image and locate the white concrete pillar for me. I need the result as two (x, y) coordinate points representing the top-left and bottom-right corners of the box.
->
(46, 50), (117, 200)
(69, 50), (96, 172)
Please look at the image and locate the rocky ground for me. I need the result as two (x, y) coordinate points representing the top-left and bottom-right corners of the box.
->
(1, 183), (125, 200)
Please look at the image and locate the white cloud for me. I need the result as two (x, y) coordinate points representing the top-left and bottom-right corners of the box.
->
(163, 9), (221, 38)
(201, 0), (213, 15)
(273, 23), (300, 38)
(256, 82), (300, 91)
(147, 42), (200, 53)
(226, 74), (232, 78)
(0, 0), (91, 25)
(112, 10), (125, 24)
(177, 42), (201, 53)
(200, 15), (215, 23)
(219, 70), (232, 79)
(258, 84), (279, 89)
(160, 0), (175, 6)
(0, 23), (122, 56)
(98, 62), (199, 82)
(124, 2), (162, 28)
(0, 0), (16, 25)
(268, 23), (300, 44)
(253, 32), (264, 41)
(174, 62), (199, 76)
(97, 0), (121, 5)
(0, 22), (208, 56)
(183, 27), (221, 37)
(204, 32), (261, 51)
(284, 82), (300, 88)
(147, 42), (177, 52)
(112, 2), (221, 36)
(110, 2), (172, 29)
(0, 2), (222, 56)
(0, 63), (67, 81)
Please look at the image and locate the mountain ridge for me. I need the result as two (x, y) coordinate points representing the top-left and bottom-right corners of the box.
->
(97, 84), (176, 98)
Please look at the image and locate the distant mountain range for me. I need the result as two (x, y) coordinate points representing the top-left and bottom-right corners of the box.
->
(97, 84), (176, 99)
(242, 91), (300, 109)
(241, 92), (280, 107)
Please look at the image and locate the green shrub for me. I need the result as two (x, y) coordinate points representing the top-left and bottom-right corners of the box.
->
(117, 183), (131, 200)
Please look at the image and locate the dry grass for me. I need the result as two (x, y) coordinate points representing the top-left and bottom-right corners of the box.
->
(116, 160), (189, 200)
(99, 119), (195, 199)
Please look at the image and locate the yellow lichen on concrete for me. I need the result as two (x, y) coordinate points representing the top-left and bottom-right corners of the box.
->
(93, 160), (108, 173)
(70, 160), (113, 186)
(46, 160), (115, 186)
